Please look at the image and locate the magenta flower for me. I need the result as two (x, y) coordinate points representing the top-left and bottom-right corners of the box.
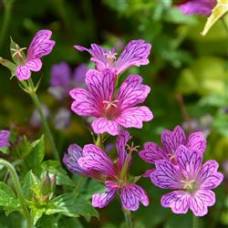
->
(179, 0), (216, 15)
(0, 130), (11, 148)
(15, 30), (55, 81)
(139, 125), (206, 167)
(151, 145), (223, 216)
(49, 62), (88, 100)
(70, 69), (153, 136)
(63, 131), (149, 211)
(74, 40), (151, 75)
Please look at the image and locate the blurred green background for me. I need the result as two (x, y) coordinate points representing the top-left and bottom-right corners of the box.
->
(0, 0), (227, 227)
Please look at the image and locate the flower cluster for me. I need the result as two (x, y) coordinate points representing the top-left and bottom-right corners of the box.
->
(139, 125), (223, 216)
(63, 131), (149, 211)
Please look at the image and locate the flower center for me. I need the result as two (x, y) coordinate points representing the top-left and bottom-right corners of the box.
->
(181, 178), (196, 193)
(104, 51), (117, 67)
(167, 152), (177, 165)
(102, 100), (119, 119)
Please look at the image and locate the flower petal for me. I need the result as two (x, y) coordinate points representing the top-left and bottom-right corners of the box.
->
(190, 190), (215, 216)
(117, 106), (153, 129)
(116, 130), (131, 170)
(78, 144), (116, 178)
(115, 40), (151, 75)
(0, 130), (10, 148)
(151, 160), (183, 189)
(92, 181), (119, 208)
(175, 145), (202, 178)
(85, 69), (115, 103)
(15, 65), (31, 81)
(139, 142), (166, 164)
(117, 75), (151, 109)
(186, 132), (206, 154)
(26, 59), (42, 72)
(91, 117), (120, 136)
(27, 29), (55, 60)
(70, 88), (99, 116)
(197, 160), (224, 190)
(161, 125), (186, 155)
(121, 184), (149, 211)
(161, 190), (190, 214)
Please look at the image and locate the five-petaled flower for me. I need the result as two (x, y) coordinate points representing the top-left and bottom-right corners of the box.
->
(63, 131), (149, 211)
(0, 130), (11, 148)
(70, 69), (153, 136)
(139, 125), (206, 176)
(74, 40), (151, 76)
(178, 0), (216, 15)
(15, 30), (55, 81)
(150, 145), (223, 216)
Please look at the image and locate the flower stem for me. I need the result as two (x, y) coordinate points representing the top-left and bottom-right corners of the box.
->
(123, 209), (133, 228)
(192, 215), (198, 228)
(221, 17), (228, 33)
(29, 91), (60, 161)
(0, 159), (32, 228)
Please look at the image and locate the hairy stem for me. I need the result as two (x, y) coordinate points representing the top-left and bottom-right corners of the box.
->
(192, 215), (198, 228)
(0, 159), (32, 228)
(123, 209), (133, 228)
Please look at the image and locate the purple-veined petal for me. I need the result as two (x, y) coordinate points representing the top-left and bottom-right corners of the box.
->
(187, 132), (206, 154)
(121, 184), (149, 211)
(179, 0), (216, 15)
(70, 88), (100, 117)
(50, 62), (71, 90)
(115, 40), (152, 75)
(117, 75), (151, 109)
(91, 117), (120, 136)
(161, 125), (186, 155)
(0, 130), (10, 148)
(92, 181), (119, 208)
(116, 130), (131, 170)
(197, 160), (224, 190)
(175, 145), (202, 178)
(85, 69), (115, 103)
(151, 160), (183, 189)
(139, 142), (166, 164)
(117, 106), (153, 129)
(143, 168), (155, 178)
(190, 190), (215, 216)
(15, 65), (31, 81)
(78, 144), (117, 178)
(161, 190), (190, 214)
(63, 144), (92, 176)
(26, 59), (42, 72)
(27, 29), (55, 60)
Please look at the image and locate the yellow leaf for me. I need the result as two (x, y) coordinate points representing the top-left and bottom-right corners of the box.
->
(201, 0), (228, 36)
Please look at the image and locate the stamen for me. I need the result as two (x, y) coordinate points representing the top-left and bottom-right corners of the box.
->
(103, 52), (118, 60)
(103, 100), (119, 110)
(126, 142), (140, 154)
(167, 153), (175, 161)
(181, 179), (195, 190)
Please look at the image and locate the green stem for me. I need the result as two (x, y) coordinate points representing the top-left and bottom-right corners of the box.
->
(192, 215), (198, 228)
(221, 17), (228, 33)
(29, 91), (60, 161)
(0, 159), (32, 228)
(0, 0), (14, 52)
(123, 209), (133, 228)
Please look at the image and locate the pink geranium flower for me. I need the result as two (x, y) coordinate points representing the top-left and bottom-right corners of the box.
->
(63, 131), (149, 211)
(70, 69), (153, 136)
(139, 125), (206, 167)
(0, 130), (11, 148)
(150, 145), (223, 216)
(74, 40), (151, 75)
(15, 30), (55, 81)
(179, 0), (216, 15)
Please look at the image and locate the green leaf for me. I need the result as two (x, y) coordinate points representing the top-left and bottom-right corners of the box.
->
(22, 170), (41, 200)
(40, 161), (74, 187)
(0, 182), (20, 212)
(0, 146), (10, 155)
(58, 217), (83, 228)
(46, 193), (98, 221)
(0, 57), (16, 76)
